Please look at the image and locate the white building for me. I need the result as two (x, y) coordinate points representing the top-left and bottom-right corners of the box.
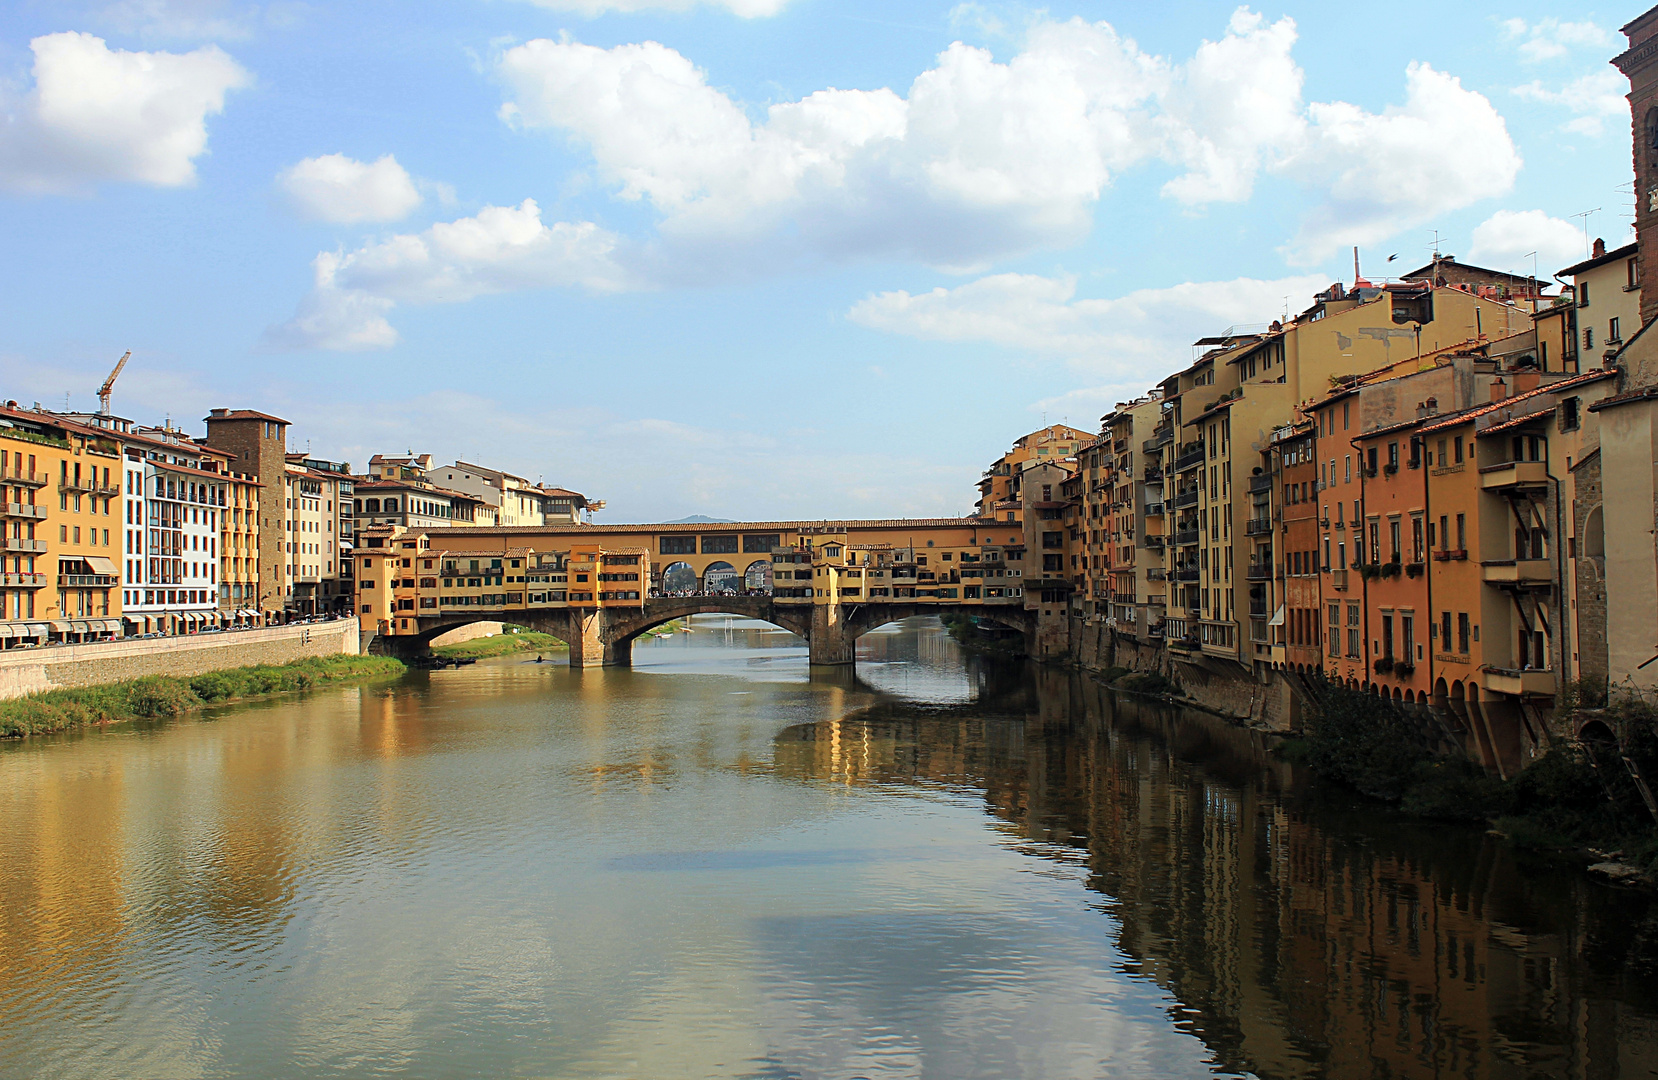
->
(121, 425), (230, 634)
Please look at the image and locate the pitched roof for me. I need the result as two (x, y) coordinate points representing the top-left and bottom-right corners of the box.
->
(1417, 369), (1617, 435)
(1558, 240), (1637, 279)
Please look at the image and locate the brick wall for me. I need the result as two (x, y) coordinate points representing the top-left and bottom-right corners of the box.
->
(0, 620), (360, 699)
(1573, 455), (1608, 694)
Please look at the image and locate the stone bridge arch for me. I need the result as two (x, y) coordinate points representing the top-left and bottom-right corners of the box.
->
(600, 597), (813, 666)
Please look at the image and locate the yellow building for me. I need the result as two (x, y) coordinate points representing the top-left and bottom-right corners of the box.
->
(975, 423), (1091, 524)
(0, 405), (124, 645)
(219, 471), (261, 623)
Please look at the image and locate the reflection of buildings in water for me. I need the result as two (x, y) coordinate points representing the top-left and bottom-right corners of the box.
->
(771, 671), (1658, 1078)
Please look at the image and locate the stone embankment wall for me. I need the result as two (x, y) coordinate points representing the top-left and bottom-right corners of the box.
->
(0, 621), (361, 700)
(1060, 619), (1305, 731)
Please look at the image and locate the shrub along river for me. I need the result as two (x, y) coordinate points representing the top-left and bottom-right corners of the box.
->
(0, 615), (1655, 1079)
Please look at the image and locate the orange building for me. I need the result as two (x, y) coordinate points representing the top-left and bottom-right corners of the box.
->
(1351, 417), (1431, 700)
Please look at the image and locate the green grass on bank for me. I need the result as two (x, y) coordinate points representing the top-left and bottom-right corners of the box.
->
(0, 654), (408, 738)
(432, 628), (567, 659)
(430, 620), (687, 660)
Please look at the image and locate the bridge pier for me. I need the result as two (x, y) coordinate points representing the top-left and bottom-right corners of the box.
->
(808, 603), (854, 666)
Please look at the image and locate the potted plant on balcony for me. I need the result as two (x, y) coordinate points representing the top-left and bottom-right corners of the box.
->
(1381, 560), (1401, 578)
(1374, 656), (1394, 674)
(1393, 661), (1415, 678)
(1405, 562), (1424, 578)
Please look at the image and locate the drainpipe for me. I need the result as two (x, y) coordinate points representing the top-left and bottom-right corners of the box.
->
(1351, 433), (1369, 691)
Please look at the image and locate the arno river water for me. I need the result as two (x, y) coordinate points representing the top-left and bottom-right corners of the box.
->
(2, 617), (1656, 1080)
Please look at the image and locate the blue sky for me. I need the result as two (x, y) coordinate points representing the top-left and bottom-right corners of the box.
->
(0, 0), (1640, 521)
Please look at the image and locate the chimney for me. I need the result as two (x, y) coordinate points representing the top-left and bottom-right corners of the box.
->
(1490, 378), (1508, 403)
(1593, 237), (1606, 258)
(1513, 371), (1541, 395)
(1425, 396), (1438, 415)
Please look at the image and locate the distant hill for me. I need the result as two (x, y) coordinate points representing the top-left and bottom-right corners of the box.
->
(662, 515), (737, 524)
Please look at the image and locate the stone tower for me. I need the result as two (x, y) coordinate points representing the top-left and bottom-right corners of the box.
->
(1614, 6), (1658, 332)
(204, 409), (289, 615)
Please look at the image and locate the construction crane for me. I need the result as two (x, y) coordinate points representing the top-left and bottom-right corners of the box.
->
(97, 351), (130, 415)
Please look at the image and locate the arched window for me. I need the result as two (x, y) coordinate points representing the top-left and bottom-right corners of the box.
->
(1584, 504), (1605, 560)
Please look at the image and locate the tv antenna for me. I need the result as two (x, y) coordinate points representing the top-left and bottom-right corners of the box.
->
(1570, 208), (1601, 256)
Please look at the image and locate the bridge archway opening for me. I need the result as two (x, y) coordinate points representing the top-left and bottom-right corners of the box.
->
(702, 561), (739, 595)
(399, 614), (575, 653)
(743, 560), (773, 595)
(660, 561), (696, 595)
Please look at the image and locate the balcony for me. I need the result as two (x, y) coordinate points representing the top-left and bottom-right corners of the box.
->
(1328, 568), (1348, 590)
(1175, 568), (1199, 582)
(1244, 517), (1273, 536)
(1144, 502), (1165, 517)
(59, 574), (119, 587)
(1175, 528), (1199, 546)
(0, 572), (45, 587)
(1175, 444), (1206, 471)
(1172, 490), (1199, 510)
(1480, 459), (1550, 491)
(1482, 559), (1553, 585)
(1143, 535), (1165, 549)
(59, 477), (120, 496)
(1143, 468), (1164, 482)
(1482, 667), (1556, 696)
(1143, 427), (1173, 453)
(4, 471), (48, 488)
(1246, 562), (1274, 581)
(1247, 473), (1274, 493)
(1147, 568), (1167, 581)
(2, 537), (47, 553)
(1, 503), (48, 519)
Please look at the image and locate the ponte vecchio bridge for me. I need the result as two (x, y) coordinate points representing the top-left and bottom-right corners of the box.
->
(354, 517), (1065, 666)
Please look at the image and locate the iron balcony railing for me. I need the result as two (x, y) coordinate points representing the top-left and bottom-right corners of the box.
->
(1174, 444), (1205, 471)
(1246, 562), (1273, 581)
(1143, 502), (1165, 517)
(1248, 473), (1274, 493)
(1172, 490), (1199, 510)
(1175, 568), (1199, 582)
(1245, 518), (1273, 536)
(1175, 528), (1199, 546)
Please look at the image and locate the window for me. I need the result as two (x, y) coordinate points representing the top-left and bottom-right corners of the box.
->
(1344, 455), (1351, 483)
(660, 536), (696, 555)
(1347, 603), (1361, 657)
(1585, 326), (1595, 350)
(1453, 436), (1463, 463)
(1456, 513), (1466, 551)
(1580, 281), (1591, 307)
(1630, 257), (1641, 290)
(1387, 442), (1399, 470)
(1561, 396), (1581, 432)
(1402, 615), (1415, 662)
(1610, 317), (1623, 343)
(1390, 520), (1401, 562)
(1412, 517), (1424, 561)
(1440, 611), (1451, 649)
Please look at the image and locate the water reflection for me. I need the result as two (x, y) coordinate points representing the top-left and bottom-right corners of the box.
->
(773, 666), (1658, 1079)
(0, 618), (1651, 1079)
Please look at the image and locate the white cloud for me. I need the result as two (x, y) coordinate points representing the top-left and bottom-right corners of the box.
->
(0, 31), (250, 194)
(496, 17), (1514, 272)
(1501, 17), (1617, 62)
(1157, 8), (1304, 203)
(277, 9), (1521, 345)
(1467, 209), (1592, 274)
(268, 199), (629, 349)
(513, 0), (789, 15)
(1514, 68), (1629, 136)
(848, 270), (1330, 367)
(276, 153), (424, 223)
(1281, 63), (1521, 263)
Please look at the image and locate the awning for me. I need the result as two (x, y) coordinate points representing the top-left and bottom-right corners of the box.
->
(84, 555), (118, 576)
(26, 623), (50, 638)
(48, 621), (72, 633)
(97, 619), (122, 633)
(0, 624), (14, 639)
(1268, 604), (1286, 627)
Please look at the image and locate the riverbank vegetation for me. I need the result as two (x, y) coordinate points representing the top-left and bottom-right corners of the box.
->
(1283, 686), (1658, 875)
(0, 654), (408, 738)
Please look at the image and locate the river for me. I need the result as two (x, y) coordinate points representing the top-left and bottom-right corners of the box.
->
(0, 616), (1654, 1079)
